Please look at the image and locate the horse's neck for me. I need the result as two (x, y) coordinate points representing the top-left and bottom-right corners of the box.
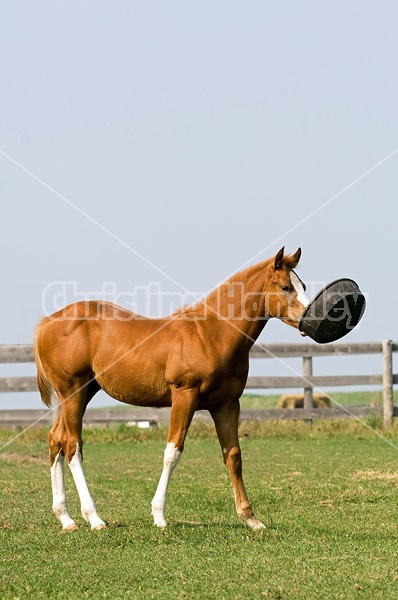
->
(204, 263), (271, 352)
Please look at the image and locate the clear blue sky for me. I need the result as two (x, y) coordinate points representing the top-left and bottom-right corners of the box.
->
(1, 2), (397, 408)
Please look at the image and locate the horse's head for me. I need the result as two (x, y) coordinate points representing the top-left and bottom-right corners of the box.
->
(266, 247), (309, 330)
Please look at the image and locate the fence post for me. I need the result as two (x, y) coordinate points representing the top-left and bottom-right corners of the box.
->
(303, 356), (313, 409)
(382, 339), (394, 428)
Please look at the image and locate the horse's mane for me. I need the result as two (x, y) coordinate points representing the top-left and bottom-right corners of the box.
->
(173, 255), (298, 318)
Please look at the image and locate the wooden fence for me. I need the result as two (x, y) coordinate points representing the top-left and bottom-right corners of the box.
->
(0, 341), (397, 428)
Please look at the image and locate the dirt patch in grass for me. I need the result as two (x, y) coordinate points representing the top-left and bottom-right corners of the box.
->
(353, 469), (398, 481)
(0, 452), (46, 464)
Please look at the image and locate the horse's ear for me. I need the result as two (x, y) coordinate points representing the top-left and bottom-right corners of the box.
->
(274, 247), (285, 270)
(290, 247), (301, 268)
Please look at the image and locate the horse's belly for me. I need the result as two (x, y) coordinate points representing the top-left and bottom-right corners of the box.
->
(111, 392), (172, 408)
(95, 367), (171, 408)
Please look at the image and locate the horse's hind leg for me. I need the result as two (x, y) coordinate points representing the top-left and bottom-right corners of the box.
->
(49, 422), (78, 530)
(50, 383), (105, 530)
(68, 442), (105, 530)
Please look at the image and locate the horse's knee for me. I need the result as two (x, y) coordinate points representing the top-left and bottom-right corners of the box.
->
(163, 442), (181, 469)
(225, 446), (242, 474)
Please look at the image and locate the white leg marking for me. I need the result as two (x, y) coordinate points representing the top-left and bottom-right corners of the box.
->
(290, 271), (310, 308)
(68, 444), (106, 530)
(51, 452), (78, 530)
(151, 442), (181, 528)
(232, 489), (266, 531)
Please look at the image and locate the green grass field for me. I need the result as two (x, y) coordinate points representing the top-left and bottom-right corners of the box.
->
(239, 390), (398, 409)
(2, 420), (398, 599)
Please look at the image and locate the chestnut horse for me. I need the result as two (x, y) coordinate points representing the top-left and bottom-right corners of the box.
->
(34, 247), (309, 531)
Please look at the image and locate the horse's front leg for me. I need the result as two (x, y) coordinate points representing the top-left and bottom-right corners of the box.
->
(151, 386), (199, 527)
(210, 400), (266, 531)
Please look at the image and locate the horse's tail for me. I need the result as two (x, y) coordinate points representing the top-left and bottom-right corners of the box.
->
(34, 322), (53, 408)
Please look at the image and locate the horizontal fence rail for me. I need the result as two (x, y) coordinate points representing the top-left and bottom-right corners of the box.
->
(0, 341), (396, 427)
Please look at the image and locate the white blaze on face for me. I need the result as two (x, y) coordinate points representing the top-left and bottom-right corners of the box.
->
(290, 271), (310, 308)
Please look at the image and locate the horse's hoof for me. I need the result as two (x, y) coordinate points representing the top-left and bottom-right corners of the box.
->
(91, 522), (107, 531)
(152, 507), (167, 528)
(154, 519), (167, 528)
(243, 517), (266, 531)
(63, 523), (79, 531)
(253, 521), (266, 531)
